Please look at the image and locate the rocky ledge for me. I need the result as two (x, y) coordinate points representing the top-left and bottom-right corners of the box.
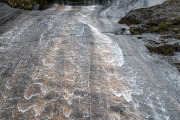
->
(119, 0), (180, 35)
(119, 0), (180, 72)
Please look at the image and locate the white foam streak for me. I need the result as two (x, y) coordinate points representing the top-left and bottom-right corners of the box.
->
(80, 21), (124, 67)
(17, 105), (33, 113)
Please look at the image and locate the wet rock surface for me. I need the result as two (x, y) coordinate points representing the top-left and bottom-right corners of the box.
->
(0, 1), (180, 120)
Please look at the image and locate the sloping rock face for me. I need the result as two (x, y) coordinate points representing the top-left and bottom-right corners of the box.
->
(0, 1), (180, 120)
(0, 3), (132, 120)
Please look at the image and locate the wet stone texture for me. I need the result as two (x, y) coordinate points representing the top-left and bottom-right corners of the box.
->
(0, 2), (180, 120)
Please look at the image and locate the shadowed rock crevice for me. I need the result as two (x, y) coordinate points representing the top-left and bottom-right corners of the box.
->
(110, 105), (126, 116)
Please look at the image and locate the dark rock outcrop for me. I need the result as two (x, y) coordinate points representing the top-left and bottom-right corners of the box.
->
(119, 0), (180, 72)
(119, 0), (180, 35)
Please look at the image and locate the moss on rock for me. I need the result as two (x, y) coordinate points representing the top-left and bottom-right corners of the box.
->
(119, 0), (180, 36)
(1, 0), (49, 10)
(130, 27), (143, 35)
(119, 15), (142, 26)
(146, 43), (180, 56)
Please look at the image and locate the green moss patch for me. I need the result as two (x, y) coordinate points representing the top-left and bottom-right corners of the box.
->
(151, 21), (171, 32)
(149, 19), (180, 34)
(146, 43), (180, 56)
(129, 18), (180, 35)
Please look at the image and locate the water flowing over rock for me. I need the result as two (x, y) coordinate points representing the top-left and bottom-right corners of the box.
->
(0, 0), (180, 120)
